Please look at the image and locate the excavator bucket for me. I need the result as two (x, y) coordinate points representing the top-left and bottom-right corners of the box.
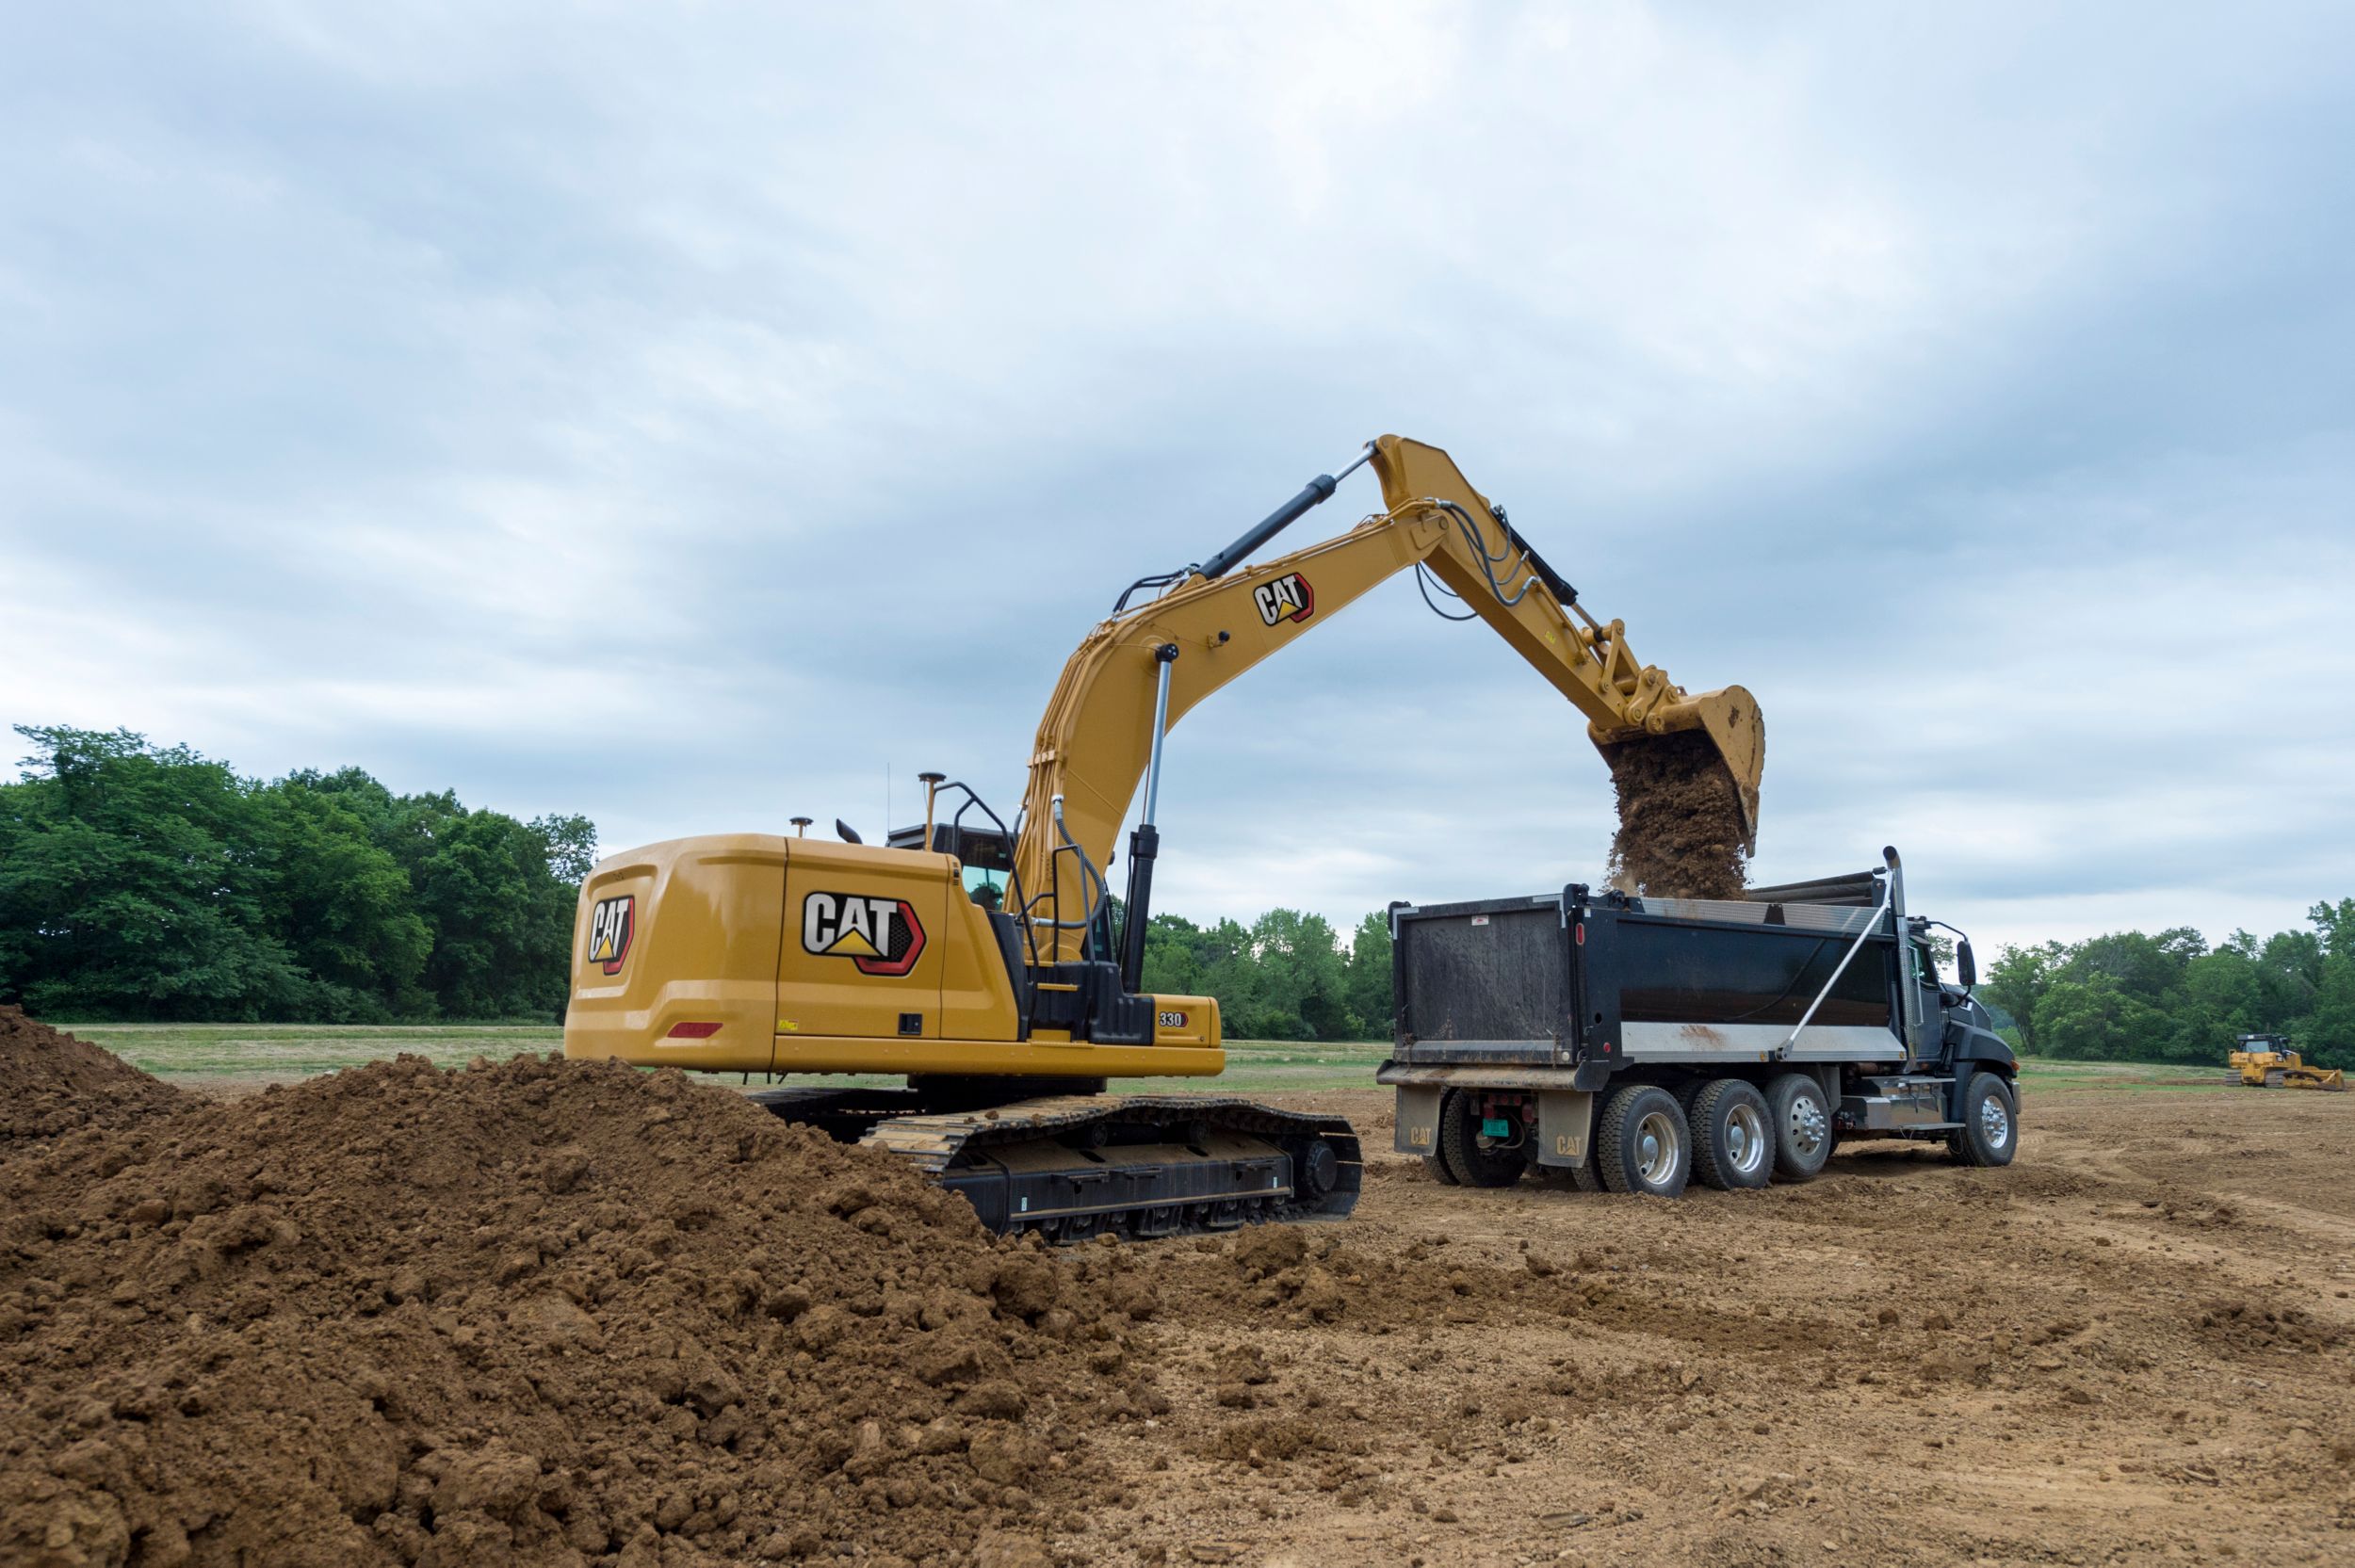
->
(1591, 684), (1765, 856)
(1674, 685), (1764, 849)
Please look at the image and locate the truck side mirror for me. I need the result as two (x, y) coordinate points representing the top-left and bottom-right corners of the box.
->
(1957, 940), (1977, 990)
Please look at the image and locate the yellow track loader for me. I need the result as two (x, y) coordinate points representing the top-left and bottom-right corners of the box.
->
(562, 435), (1766, 1237)
(2229, 1034), (2346, 1091)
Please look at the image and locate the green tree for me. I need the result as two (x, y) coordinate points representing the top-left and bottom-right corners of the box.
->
(1982, 941), (2066, 1053)
(2296, 899), (2355, 1066)
(1138, 907), (1392, 1042)
(0, 726), (303, 1019)
(0, 725), (591, 1023)
(1343, 911), (1393, 1039)
(2032, 972), (2171, 1062)
(255, 780), (430, 1020)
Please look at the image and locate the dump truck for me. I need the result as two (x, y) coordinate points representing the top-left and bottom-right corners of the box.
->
(564, 434), (1764, 1238)
(2229, 1034), (2346, 1091)
(1381, 847), (2019, 1195)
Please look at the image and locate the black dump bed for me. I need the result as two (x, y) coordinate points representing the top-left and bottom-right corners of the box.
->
(1391, 880), (1908, 1075)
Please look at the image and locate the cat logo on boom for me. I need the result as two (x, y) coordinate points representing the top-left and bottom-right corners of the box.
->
(1254, 571), (1314, 626)
(802, 891), (927, 977)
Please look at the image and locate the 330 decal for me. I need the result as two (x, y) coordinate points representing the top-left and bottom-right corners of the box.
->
(802, 891), (927, 977)
(1253, 571), (1314, 626)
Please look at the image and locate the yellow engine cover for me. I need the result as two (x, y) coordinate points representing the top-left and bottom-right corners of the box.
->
(562, 833), (1223, 1080)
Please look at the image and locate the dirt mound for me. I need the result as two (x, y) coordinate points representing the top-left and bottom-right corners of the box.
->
(0, 1007), (184, 1140)
(1603, 730), (1749, 898)
(0, 1054), (1161, 1567)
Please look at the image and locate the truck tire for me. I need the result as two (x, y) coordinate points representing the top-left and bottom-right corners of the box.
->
(1424, 1091), (1461, 1186)
(1689, 1078), (1774, 1190)
(1439, 1091), (1529, 1188)
(1595, 1085), (1690, 1198)
(1765, 1073), (1834, 1183)
(1947, 1072), (2018, 1168)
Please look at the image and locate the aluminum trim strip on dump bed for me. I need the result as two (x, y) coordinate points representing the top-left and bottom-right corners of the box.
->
(1621, 1021), (1901, 1063)
(1633, 896), (1882, 935)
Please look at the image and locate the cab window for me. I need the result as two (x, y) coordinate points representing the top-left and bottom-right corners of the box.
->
(963, 865), (1007, 910)
(1912, 941), (1942, 986)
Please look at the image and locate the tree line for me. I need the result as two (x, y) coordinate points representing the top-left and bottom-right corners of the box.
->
(0, 726), (592, 1023)
(1982, 903), (2355, 1066)
(8, 721), (2347, 1060)
(1138, 908), (1394, 1043)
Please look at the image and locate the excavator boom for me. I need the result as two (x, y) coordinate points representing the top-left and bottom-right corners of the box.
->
(1013, 433), (1764, 964)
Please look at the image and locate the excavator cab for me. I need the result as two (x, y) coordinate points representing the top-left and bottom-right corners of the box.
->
(886, 820), (1015, 907)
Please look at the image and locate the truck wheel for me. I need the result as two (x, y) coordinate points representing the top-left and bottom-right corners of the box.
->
(1439, 1091), (1529, 1188)
(1765, 1073), (1834, 1183)
(1596, 1085), (1690, 1198)
(1689, 1078), (1773, 1190)
(1424, 1091), (1462, 1185)
(1947, 1073), (2018, 1168)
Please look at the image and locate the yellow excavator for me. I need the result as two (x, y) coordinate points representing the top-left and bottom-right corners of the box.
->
(2229, 1034), (2346, 1091)
(563, 434), (1765, 1237)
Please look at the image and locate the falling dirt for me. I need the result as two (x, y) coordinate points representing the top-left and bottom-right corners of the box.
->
(0, 1006), (185, 1141)
(1602, 730), (1750, 899)
(8, 1030), (2355, 1566)
(0, 1050), (1164, 1567)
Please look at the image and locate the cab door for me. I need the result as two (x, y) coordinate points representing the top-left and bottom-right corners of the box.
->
(776, 839), (949, 1039)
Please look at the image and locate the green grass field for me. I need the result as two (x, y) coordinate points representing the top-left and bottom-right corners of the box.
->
(66, 1022), (2231, 1097)
(68, 1023), (1389, 1092)
(69, 1023), (566, 1081)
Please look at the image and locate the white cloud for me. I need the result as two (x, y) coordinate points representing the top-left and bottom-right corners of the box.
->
(4, 1), (2352, 954)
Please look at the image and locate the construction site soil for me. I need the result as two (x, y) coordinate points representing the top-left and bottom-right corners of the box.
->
(1603, 732), (1751, 899)
(8, 1026), (2355, 1566)
(1, 1008), (186, 1141)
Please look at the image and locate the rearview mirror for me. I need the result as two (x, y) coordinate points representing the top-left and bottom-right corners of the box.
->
(1957, 939), (1977, 990)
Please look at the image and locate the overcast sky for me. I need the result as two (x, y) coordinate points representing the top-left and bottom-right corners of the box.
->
(6, 3), (2353, 957)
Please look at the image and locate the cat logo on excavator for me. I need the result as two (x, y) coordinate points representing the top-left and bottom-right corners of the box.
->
(1254, 571), (1314, 626)
(802, 891), (927, 977)
(587, 896), (635, 975)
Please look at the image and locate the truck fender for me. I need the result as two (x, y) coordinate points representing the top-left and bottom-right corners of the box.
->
(1944, 1018), (2017, 1070)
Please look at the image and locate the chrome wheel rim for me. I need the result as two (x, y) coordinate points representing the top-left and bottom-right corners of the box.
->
(1980, 1093), (2010, 1151)
(1634, 1109), (1682, 1186)
(1726, 1103), (1767, 1176)
(1785, 1093), (1827, 1158)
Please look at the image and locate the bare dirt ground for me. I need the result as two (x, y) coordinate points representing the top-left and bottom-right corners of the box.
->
(8, 1012), (2353, 1567)
(1066, 1086), (2355, 1568)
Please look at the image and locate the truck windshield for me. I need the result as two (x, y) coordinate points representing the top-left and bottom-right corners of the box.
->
(1913, 942), (1942, 986)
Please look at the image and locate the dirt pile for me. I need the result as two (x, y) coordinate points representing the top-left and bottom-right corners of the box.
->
(0, 1053), (1167, 1568)
(0, 1007), (184, 1141)
(1603, 730), (1750, 898)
